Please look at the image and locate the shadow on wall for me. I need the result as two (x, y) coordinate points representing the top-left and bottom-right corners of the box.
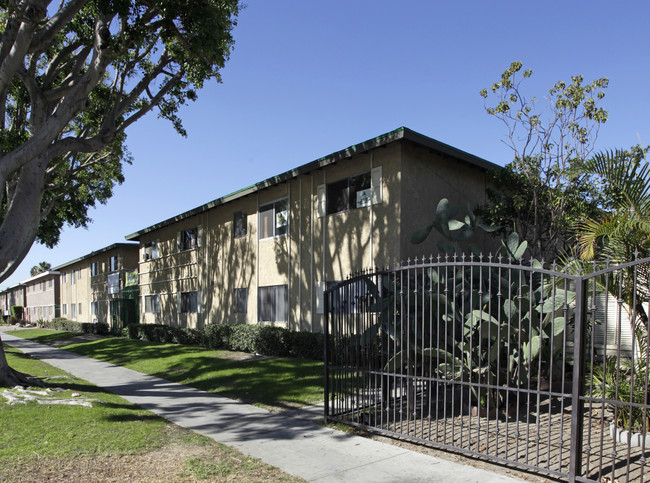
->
(205, 219), (256, 329)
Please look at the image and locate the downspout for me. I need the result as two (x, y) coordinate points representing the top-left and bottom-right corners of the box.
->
(310, 173), (314, 332)
(298, 177), (302, 331)
(288, 182), (292, 331)
(256, 192), (260, 325)
(370, 152), (374, 270)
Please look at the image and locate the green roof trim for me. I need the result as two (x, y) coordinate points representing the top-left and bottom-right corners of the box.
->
(125, 127), (499, 241)
(53, 242), (139, 270)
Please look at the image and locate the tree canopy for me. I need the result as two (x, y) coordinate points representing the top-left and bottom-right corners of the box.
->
(478, 61), (609, 261)
(0, 0), (241, 283)
(29, 260), (51, 276)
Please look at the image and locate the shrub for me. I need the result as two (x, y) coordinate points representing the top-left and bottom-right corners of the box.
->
(228, 324), (258, 353)
(255, 325), (290, 357)
(43, 317), (109, 335)
(11, 306), (23, 320)
(285, 330), (324, 361)
(118, 322), (324, 360)
(203, 323), (233, 349)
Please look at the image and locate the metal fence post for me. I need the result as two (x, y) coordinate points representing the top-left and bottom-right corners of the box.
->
(324, 287), (330, 422)
(569, 276), (587, 482)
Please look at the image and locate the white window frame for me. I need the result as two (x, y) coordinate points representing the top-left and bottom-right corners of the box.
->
(258, 198), (288, 240)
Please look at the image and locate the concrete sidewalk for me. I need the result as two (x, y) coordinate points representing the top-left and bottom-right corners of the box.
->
(1, 331), (524, 482)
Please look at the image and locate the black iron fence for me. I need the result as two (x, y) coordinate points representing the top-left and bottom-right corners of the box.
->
(324, 254), (650, 483)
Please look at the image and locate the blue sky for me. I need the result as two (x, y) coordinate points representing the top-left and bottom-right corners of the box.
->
(4, 0), (649, 288)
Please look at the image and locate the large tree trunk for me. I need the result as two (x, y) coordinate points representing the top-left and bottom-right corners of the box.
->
(0, 335), (40, 387)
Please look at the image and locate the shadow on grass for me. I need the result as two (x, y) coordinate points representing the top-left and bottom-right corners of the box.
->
(60, 338), (324, 409)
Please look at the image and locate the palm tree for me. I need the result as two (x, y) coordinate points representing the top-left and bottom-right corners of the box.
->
(577, 146), (650, 262)
(29, 261), (51, 277)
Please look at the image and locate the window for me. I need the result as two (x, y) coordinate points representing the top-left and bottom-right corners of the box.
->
(71, 270), (76, 285)
(48, 279), (53, 288)
(234, 211), (247, 238)
(62, 304), (67, 315)
(143, 241), (158, 260)
(180, 291), (198, 313)
(258, 285), (288, 322)
(107, 273), (120, 294)
(144, 294), (161, 313)
(78, 303), (82, 315)
(91, 262), (99, 276)
(109, 255), (119, 272)
(62, 272), (67, 284)
(327, 172), (371, 214)
(91, 302), (99, 316)
(71, 303), (76, 318)
(233, 288), (247, 314)
(259, 199), (288, 239)
(179, 228), (198, 251)
(77, 269), (82, 280)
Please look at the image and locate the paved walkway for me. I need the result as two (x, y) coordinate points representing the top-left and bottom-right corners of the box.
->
(1, 331), (524, 482)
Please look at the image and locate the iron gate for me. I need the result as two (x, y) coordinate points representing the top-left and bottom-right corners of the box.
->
(324, 255), (650, 482)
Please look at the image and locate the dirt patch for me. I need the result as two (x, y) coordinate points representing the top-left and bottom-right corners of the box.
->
(1, 442), (303, 482)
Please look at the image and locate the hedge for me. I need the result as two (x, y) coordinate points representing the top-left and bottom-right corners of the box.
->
(126, 322), (324, 361)
(41, 317), (110, 335)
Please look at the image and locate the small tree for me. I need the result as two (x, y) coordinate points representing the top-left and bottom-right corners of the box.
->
(478, 61), (609, 261)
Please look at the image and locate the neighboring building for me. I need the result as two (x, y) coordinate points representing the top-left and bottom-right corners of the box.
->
(22, 271), (60, 323)
(126, 127), (499, 332)
(0, 283), (26, 318)
(55, 243), (139, 329)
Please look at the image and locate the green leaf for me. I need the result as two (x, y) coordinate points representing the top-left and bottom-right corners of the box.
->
(447, 219), (466, 231)
(411, 224), (434, 244)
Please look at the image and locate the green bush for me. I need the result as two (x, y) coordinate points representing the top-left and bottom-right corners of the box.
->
(124, 322), (324, 360)
(43, 317), (109, 335)
(11, 306), (23, 320)
(203, 323), (233, 349)
(228, 324), (258, 353)
(285, 330), (324, 360)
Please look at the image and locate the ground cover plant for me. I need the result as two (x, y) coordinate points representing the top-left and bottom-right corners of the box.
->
(0, 343), (302, 482)
(14, 329), (324, 410)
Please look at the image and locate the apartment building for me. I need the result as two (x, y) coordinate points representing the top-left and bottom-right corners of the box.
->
(55, 243), (139, 329)
(22, 271), (60, 323)
(126, 127), (499, 332)
(0, 283), (25, 317)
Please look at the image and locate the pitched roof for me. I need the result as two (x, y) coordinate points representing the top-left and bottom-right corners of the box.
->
(53, 242), (139, 270)
(126, 127), (499, 241)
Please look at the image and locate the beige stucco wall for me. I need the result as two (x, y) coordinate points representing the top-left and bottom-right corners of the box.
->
(134, 139), (494, 333)
(399, 141), (496, 261)
(60, 245), (138, 324)
(24, 274), (59, 322)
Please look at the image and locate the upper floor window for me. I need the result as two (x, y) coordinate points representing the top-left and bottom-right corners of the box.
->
(234, 211), (247, 238)
(179, 228), (198, 251)
(91, 262), (99, 276)
(143, 241), (159, 260)
(62, 272), (67, 284)
(71, 270), (76, 285)
(327, 172), (371, 215)
(109, 255), (119, 272)
(259, 199), (287, 239)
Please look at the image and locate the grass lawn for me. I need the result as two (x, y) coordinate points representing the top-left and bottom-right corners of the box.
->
(0, 343), (303, 481)
(12, 329), (324, 410)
